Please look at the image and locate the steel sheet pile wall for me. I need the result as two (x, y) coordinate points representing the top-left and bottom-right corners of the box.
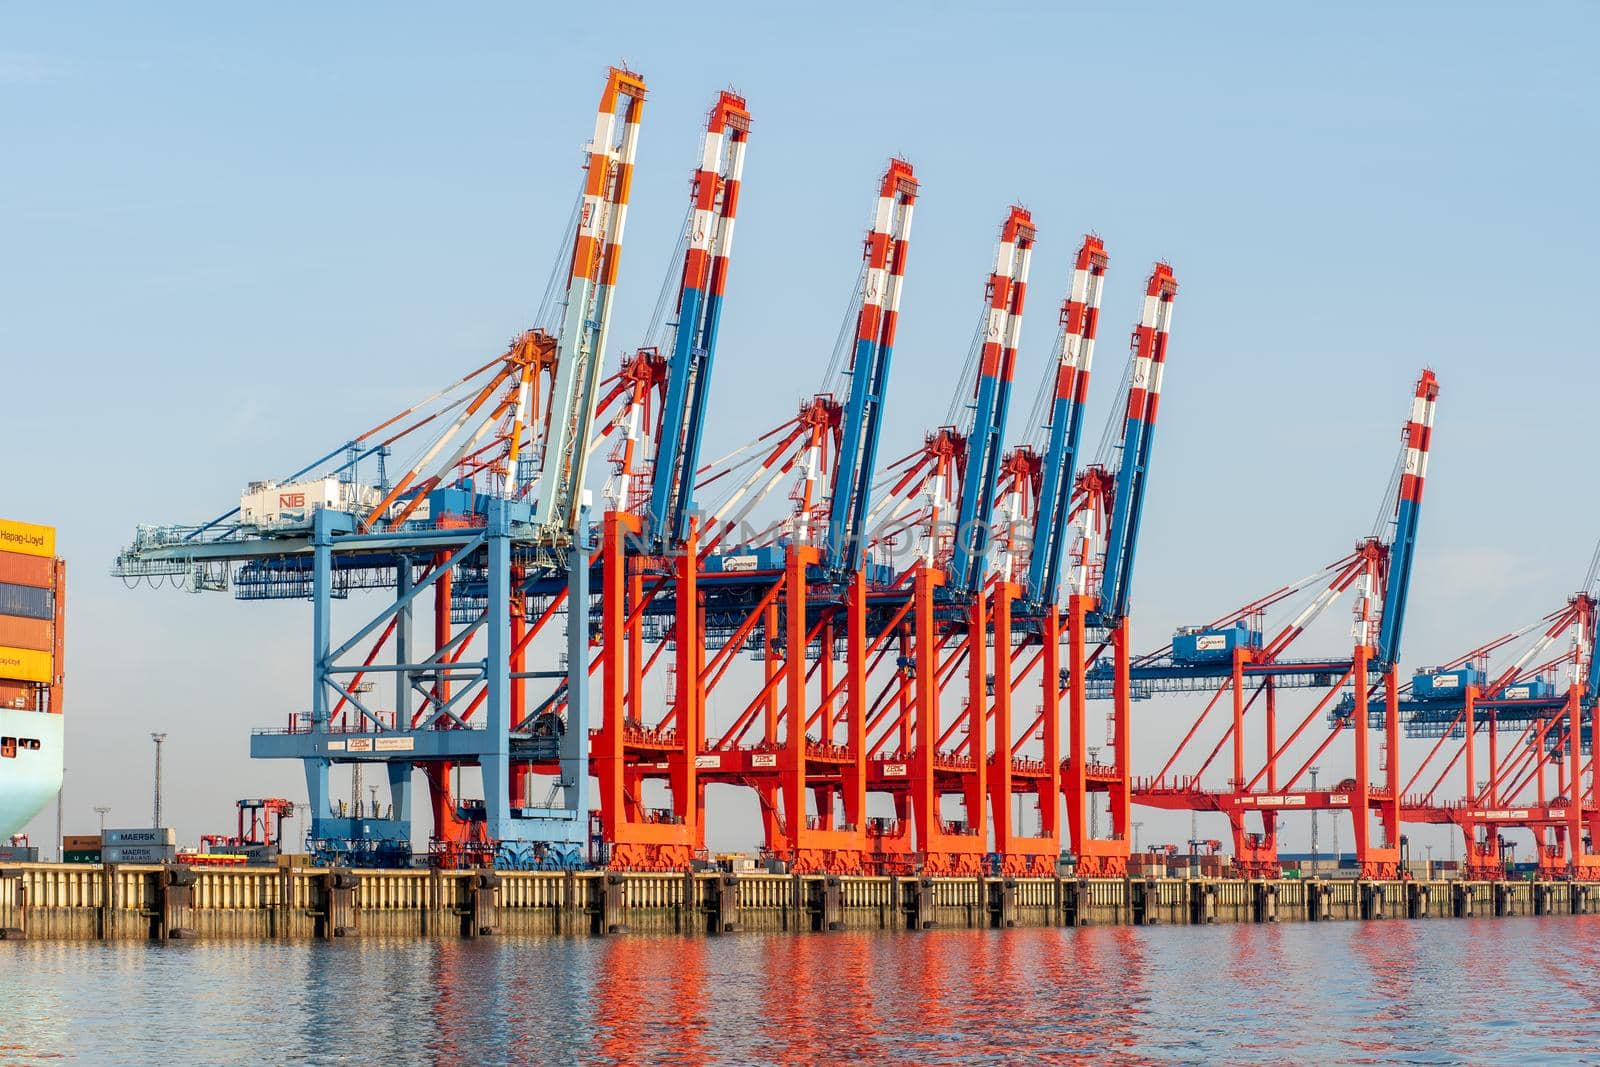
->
(6, 866), (1600, 942)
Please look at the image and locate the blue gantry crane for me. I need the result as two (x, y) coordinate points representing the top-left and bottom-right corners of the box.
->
(112, 69), (653, 868)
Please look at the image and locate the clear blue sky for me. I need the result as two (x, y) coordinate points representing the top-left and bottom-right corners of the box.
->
(2, 3), (1595, 856)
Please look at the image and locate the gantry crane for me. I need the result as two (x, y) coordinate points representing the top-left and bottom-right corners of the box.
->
(113, 67), (651, 868)
(1380, 546), (1600, 879)
(1057, 261), (1178, 877)
(654, 160), (920, 874)
(842, 206), (1036, 875)
(983, 235), (1109, 874)
(1131, 370), (1439, 879)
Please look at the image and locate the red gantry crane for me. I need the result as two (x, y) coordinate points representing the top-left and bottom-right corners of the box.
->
(1130, 370), (1438, 879)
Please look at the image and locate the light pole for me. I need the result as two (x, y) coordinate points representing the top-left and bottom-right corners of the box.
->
(94, 806), (111, 835)
(1309, 767), (1320, 870)
(1331, 798), (1340, 865)
(151, 733), (168, 827)
(1088, 746), (1101, 840)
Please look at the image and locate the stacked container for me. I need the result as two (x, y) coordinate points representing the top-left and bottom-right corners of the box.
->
(0, 518), (61, 709)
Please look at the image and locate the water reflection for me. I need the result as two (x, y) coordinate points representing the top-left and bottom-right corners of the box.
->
(6, 919), (1600, 1064)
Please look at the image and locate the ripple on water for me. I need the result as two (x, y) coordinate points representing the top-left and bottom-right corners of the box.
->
(4, 917), (1600, 1065)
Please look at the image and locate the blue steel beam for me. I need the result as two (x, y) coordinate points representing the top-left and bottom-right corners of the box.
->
(949, 207), (1035, 596)
(1375, 370), (1439, 668)
(825, 160), (918, 572)
(1097, 263), (1177, 624)
(1028, 236), (1107, 608)
(648, 92), (751, 546)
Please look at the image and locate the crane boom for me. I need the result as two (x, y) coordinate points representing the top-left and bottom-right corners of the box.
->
(1374, 369), (1439, 667)
(648, 91), (752, 545)
(1586, 598), (1600, 707)
(534, 67), (648, 536)
(1028, 235), (1107, 607)
(824, 160), (918, 571)
(948, 206), (1036, 596)
(1097, 262), (1177, 623)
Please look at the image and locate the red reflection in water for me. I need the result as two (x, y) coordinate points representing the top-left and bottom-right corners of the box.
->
(402, 918), (1600, 1064)
(591, 936), (714, 1063)
(573, 927), (1158, 1064)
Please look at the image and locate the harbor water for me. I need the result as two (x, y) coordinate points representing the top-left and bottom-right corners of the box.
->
(4, 916), (1599, 1064)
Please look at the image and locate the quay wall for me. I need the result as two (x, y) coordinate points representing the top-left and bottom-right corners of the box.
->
(0, 864), (1592, 942)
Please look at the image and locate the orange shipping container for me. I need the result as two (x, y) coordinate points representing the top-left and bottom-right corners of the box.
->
(0, 551), (54, 589)
(0, 615), (54, 652)
(0, 681), (36, 709)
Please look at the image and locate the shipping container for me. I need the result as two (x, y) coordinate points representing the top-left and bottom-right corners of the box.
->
(1171, 621), (1261, 664)
(1502, 678), (1556, 700)
(0, 583), (53, 621)
(1412, 666), (1486, 700)
(0, 645), (52, 684)
(0, 682), (37, 709)
(62, 834), (101, 851)
(238, 478), (382, 529)
(704, 545), (787, 573)
(0, 551), (54, 589)
(0, 519), (54, 559)
(63, 850), (102, 864)
(0, 615), (53, 653)
(104, 827), (176, 847)
(0, 845), (39, 862)
(102, 845), (177, 864)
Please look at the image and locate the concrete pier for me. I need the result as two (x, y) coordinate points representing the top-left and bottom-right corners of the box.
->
(0, 864), (1592, 942)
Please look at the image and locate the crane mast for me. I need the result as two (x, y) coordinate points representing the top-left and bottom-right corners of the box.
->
(534, 68), (648, 537)
(1374, 369), (1439, 667)
(1026, 235), (1107, 608)
(647, 91), (752, 545)
(947, 206), (1036, 597)
(1585, 596), (1600, 708)
(824, 160), (918, 572)
(1096, 262), (1177, 623)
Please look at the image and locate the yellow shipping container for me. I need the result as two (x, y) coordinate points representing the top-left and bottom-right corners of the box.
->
(0, 519), (55, 560)
(0, 644), (52, 683)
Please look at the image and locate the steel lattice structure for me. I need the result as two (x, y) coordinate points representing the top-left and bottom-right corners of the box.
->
(111, 67), (1600, 883)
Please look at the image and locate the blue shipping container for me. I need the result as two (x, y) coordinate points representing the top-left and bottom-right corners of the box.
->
(1501, 678), (1555, 700)
(0, 582), (53, 621)
(1171, 621), (1261, 664)
(1412, 666), (1484, 701)
(704, 546), (786, 574)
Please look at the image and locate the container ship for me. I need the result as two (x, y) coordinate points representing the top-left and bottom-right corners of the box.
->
(0, 518), (64, 841)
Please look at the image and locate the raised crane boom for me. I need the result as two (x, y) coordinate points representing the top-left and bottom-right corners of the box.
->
(1374, 368), (1439, 668)
(824, 160), (918, 572)
(1096, 262), (1177, 623)
(648, 91), (752, 545)
(1587, 601), (1600, 708)
(948, 206), (1036, 597)
(534, 68), (648, 536)
(1027, 235), (1107, 608)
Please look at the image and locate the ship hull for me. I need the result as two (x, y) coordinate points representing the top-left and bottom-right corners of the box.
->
(0, 709), (63, 840)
